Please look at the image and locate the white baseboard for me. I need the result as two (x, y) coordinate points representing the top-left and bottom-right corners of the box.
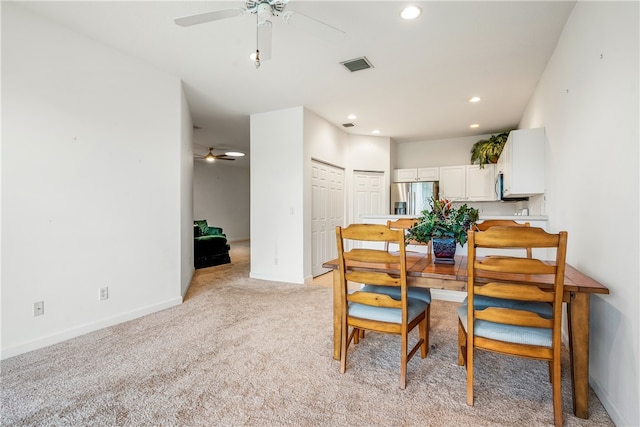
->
(1, 297), (183, 360)
(249, 272), (304, 285)
(589, 373), (628, 426)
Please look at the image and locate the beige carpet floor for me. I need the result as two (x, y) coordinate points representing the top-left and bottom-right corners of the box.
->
(1, 241), (613, 426)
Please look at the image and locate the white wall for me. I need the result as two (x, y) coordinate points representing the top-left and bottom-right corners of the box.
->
(396, 133), (492, 167)
(250, 107), (305, 284)
(1, 4), (185, 358)
(519, 2), (639, 425)
(180, 90), (194, 297)
(193, 161), (250, 242)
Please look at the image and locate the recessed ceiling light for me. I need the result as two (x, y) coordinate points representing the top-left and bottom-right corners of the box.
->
(372, 129), (381, 134)
(469, 96), (481, 103)
(470, 124), (480, 128)
(225, 151), (245, 157)
(401, 6), (422, 20)
(347, 114), (357, 120)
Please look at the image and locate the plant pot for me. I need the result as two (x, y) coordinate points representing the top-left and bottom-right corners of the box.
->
(432, 237), (456, 265)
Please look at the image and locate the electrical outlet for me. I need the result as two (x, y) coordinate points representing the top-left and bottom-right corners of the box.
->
(99, 287), (109, 301)
(34, 301), (44, 316)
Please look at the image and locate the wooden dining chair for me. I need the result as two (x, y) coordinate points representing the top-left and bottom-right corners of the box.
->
(457, 226), (568, 427)
(384, 218), (432, 254)
(335, 224), (429, 389)
(474, 219), (532, 258)
(376, 217), (432, 311)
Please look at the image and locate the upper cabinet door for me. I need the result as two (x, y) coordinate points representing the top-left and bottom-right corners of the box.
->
(439, 166), (466, 200)
(417, 167), (439, 181)
(393, 168), (417, 182)
(466, 164), (498, 201)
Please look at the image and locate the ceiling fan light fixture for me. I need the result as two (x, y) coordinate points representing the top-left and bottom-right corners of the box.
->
(205, 152), (216, 162)
(254, 50), (261, 69)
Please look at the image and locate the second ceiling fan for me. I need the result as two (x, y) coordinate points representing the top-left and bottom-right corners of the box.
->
(175, 0), (345, 67)
(197, 147), (236, 162)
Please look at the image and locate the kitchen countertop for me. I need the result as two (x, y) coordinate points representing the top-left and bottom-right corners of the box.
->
(361, 214), (548, 221)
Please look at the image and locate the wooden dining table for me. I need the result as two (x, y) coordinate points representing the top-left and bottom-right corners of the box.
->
(322, 251), (609, 420)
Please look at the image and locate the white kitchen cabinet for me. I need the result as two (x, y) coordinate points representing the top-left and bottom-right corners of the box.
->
(439, 166), (466, 200)
(440, 164), (498, 201)
(466, 164), (498, 201)
(393, 167), (439, 182)
(417, 167), (439, 181)
(497, 128), (545, 197)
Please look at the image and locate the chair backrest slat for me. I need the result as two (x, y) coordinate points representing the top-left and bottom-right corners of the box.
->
(474, 220), (532, 258)
(475, 282), (555, 302)
(474, 256), (557, 275)
(347, 291), (403, 308)
(344, 248), (399, 264)
(346, 271), (400, 287)
(474, 307), (553, 328)
(474, 226), (559, 248)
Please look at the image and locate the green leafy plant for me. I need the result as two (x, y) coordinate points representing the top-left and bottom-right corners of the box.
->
(406, 198), (479, 246)
(470, 131), (511, 168)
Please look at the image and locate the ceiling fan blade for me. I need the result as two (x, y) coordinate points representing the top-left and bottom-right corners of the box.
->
(257, 20), (273, 61)
(215, 156), (235, 161)
(175, 8), (245, 27)
(281, 10), (345, 43)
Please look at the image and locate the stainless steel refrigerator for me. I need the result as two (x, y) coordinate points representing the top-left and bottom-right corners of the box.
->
(390, 181), (439, 215)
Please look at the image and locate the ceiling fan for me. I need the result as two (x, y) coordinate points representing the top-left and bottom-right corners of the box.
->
(195, 147), (236, 162)
(174, 0), (345, 67)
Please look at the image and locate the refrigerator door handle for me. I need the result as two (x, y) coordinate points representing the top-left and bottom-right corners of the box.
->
(411, 192), (416, 215)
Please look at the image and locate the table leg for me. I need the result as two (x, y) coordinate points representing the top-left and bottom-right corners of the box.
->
(332, 269), (341, 360)
(568, 291), (590, 419)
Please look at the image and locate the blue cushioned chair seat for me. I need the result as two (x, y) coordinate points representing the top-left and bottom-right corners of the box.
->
(457, 305), (552, 347)
(361, 285), (432, 304)
(349, 297), (428, 324)
(461, 295), (552, 318)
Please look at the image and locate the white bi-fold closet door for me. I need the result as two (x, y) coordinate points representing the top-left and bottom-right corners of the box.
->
(311, 161), (344, 277)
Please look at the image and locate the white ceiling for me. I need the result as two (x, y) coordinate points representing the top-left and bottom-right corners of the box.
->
(16, 1), (576, 168)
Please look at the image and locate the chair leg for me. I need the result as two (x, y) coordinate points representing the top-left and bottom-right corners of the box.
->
(340, 324), (350, 374)
(457, 319), (466, 367)
(419, 311), (428, 358)
(400, 330), (408, 389)
(552, 357), (563, 427)
(466, 333), (474, 406)
(425, 305), (431, 354)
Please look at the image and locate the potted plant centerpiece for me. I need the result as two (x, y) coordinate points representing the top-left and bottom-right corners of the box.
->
(406, 198), (479, 264)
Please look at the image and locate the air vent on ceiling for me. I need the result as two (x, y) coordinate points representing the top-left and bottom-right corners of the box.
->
(342, 123), (355, 128)
(340, 56), (373, 72)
